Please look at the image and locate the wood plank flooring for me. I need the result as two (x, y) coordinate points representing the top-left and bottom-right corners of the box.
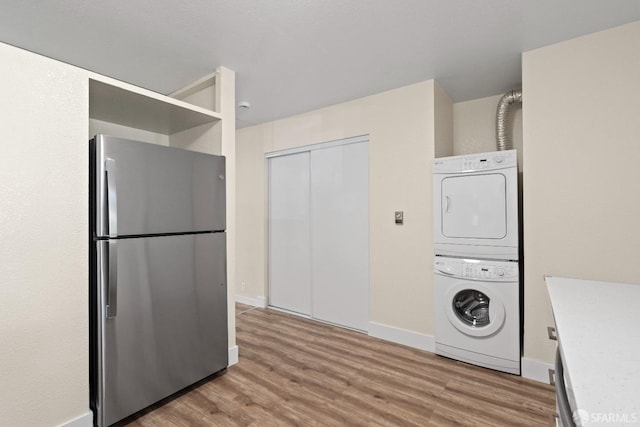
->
(123, 303), (555, 426)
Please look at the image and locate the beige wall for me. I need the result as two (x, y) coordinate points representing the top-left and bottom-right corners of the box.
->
(522, 20), (640, 364)
(434, 83), (454, 158)
(236, 123), (271, 299)
(453, 94), (523, 166)
(0, 43), (89, 426)
(236, 80), (449, 334)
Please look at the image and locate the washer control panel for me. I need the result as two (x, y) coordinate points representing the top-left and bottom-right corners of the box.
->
(462, 263), (517, 280)
(434, 257), (518, 281)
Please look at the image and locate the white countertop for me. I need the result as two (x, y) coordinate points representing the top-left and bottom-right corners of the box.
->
(546, 276), (640, 424)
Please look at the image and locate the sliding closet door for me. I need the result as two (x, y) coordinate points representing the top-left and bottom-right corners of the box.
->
(268, 152), (311, 315)
(310, 142), (369, 331)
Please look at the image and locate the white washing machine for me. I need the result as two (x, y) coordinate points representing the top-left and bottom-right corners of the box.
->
(434, 256), (520, 375)
(433, 150), (519, 260)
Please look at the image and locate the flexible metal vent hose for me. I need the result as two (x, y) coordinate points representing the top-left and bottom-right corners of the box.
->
(496, 89), (523, 151)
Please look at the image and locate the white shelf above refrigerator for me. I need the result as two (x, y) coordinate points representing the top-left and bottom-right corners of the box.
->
(89, 75), (221, 135)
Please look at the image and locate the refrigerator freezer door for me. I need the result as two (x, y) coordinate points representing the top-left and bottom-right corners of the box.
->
(96, 233), (228, 427)
(93, 135), (226, 237)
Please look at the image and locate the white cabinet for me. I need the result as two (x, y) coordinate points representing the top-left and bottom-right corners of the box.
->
(268, 138), (369, 331)
(89, 77), (221, 134)
(88, 72), (225, 154)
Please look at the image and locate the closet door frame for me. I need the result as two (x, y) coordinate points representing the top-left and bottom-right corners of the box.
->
(266, 134), (370, 330)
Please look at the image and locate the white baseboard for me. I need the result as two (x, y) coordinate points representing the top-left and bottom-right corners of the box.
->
(235, 294), (267, 308)
(228, 345), (239, 366)
(363, 321), (555, 384)
(521, 357), (554, 384)
(58, 411), (93, 427)
(368, 321), (435, 353)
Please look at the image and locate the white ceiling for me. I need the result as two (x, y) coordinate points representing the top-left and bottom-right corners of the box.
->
(1, 1), (639, 128)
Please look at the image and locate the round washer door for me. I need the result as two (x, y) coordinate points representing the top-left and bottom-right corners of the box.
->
(445, 282), (505, 337)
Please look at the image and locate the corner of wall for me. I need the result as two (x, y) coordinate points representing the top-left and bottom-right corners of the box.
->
(433, 81), (453, 158)
(58, 412), (93, 427)
(215, 66), (237, 350)
(228, 345), (239, 366)
(521, 357), (554, 384)
(235, 122), (271, 305)
(235, 294), (267, 308)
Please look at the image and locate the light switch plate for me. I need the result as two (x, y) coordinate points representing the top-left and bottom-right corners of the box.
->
(395, 211), (404, 225)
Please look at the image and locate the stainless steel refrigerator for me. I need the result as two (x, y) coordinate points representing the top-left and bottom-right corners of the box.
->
(89, 135), (228, 427)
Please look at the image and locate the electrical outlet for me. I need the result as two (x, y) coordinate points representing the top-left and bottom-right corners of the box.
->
(241, 281), (247, 292)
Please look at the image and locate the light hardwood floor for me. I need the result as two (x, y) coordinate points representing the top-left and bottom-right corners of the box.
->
(123, 303), (555, 426)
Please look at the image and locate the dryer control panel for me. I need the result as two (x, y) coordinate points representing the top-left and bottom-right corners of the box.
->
(434, 257), (518, 281)
(433, 149), (517, 174)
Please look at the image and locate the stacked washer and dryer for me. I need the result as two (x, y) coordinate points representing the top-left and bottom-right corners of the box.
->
(433, 150), (521, 375)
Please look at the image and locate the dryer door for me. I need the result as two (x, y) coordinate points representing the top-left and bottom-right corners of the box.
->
(441, 173), (507, 239)
(445, 282), (505, 337)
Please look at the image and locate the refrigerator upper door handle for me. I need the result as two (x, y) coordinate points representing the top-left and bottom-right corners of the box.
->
(105, 158), (118, 237)
(106, 240), (118, 318)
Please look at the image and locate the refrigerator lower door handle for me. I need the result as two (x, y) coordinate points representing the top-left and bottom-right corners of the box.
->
(106, 240), (118, 318)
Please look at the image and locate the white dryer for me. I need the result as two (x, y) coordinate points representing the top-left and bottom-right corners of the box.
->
(433, 150), (518, 260)
(434, 256), (520, 375)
